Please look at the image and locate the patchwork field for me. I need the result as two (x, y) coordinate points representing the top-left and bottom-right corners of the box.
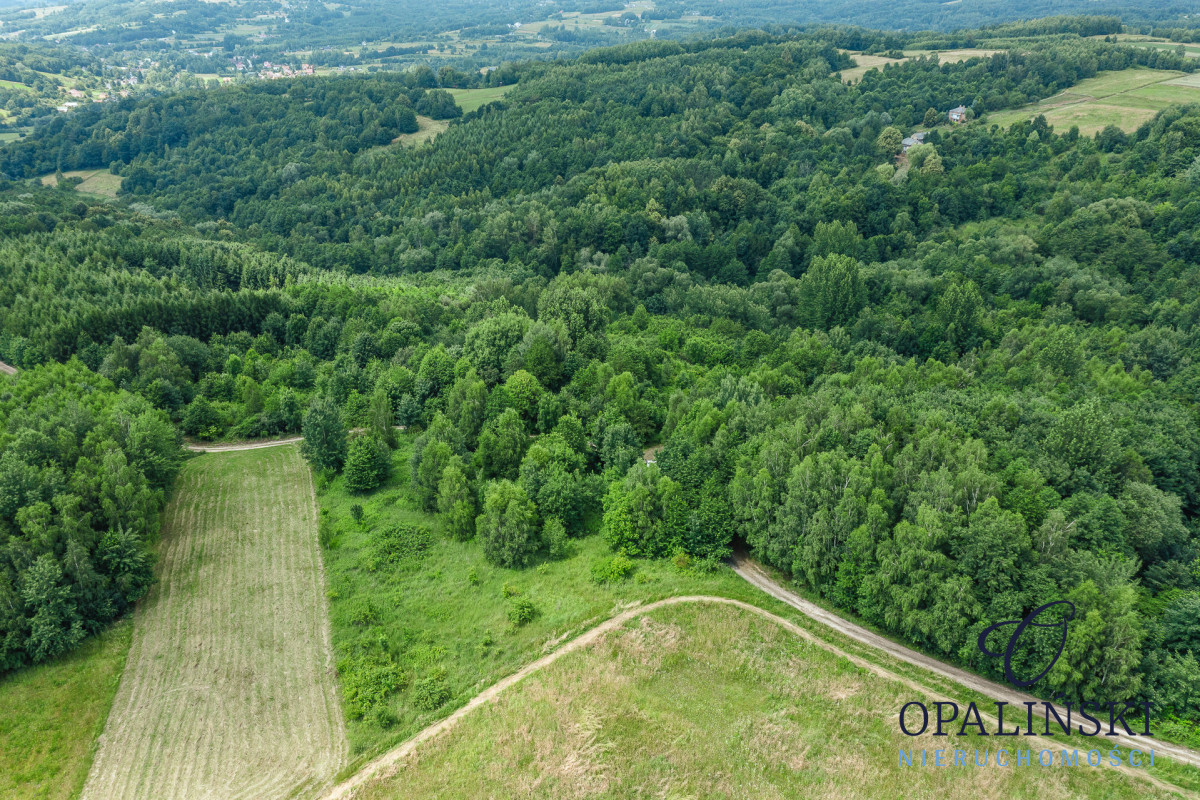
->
(345, 602), (1183, 800)
(985, 68), (1200, 135)
(81, 446), (346, 800)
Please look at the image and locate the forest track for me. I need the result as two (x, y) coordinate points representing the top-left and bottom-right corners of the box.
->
(185, 427), (404, 453)
(184, 436), (304, 453)
(731, 553), (1200, 770)
(319, 583), (1200, 800)
(0, 360), (15, 375)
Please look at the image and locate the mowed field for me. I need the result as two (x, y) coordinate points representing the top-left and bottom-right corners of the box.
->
(347, 602), (1183, 800)
(82, 446), (347, 800)
(38, 169), (123, 198)
(986, 68), (1200, 135)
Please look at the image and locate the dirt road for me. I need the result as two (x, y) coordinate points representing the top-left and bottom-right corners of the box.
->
(731, 554), (1200, 770)
(318, 596), (838, 800)
(185, 436), (304, 453)
(185, 427), (404, 453)
(0, 360), (15, 376)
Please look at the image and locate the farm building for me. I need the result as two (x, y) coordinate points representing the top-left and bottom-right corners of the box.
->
(901, 131), (926, 152)
(948, 105), (968, 123)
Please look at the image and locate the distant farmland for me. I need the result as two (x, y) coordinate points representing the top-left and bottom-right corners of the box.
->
(985, 68), (1200, 135)
(82, 446), (346, 800)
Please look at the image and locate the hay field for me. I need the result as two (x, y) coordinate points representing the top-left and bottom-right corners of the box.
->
(81, 446), (346, 800)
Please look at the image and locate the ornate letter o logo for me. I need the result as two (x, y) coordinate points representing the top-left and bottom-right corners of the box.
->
(977, 601), (1075, 689)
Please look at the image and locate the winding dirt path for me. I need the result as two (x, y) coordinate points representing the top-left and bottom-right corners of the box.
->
(320, 581), (1200, 800)
(731, 555), (1200, 771)
(318, 597), (824, 800)
(0, 359), (16, 376)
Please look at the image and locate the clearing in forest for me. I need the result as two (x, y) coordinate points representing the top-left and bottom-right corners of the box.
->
(393, 115), (450, 146)
(839, 48), (1001, 83)
(346, 602), (1191, 800)
(82, 445), (346, 800)
(447, 85), (512, 114)
(38, 169), (123, 198)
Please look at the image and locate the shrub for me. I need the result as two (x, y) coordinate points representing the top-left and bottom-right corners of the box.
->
(350, 503), (364, 524)
(348, 600), (378, 626)
(339, 653), (406, 720)
(412, 673), (451, 711)
(543, 516), (569, 559)
(318, 517), (338, 549)
(507, 596), (537, 628)
(467, 566), (480, 586)
(671, 550), (691, 571)
(366, 524), (433, 571)
(591, 554), (635, 585)
(476, 480), (539, 568)
(501, 582), (521, 598)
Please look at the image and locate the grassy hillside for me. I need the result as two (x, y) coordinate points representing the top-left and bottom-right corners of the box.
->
(348, 602), (1184, 799)
(0, 620), (131, 800)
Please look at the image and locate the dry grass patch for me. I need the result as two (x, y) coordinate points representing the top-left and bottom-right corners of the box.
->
(393, 115), (450, 147)
(350, 603), (1182, 800)
(81, 446), (346, 800)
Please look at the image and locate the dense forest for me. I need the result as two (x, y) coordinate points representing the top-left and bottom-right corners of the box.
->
(1, 25), (1199, 733)
(2, 0), (1197, 49)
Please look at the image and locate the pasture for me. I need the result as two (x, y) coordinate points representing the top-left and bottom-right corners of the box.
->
(985, 68), (1200, 135)
(348, 602), (1185, 800)
(81, 446), (346, 800)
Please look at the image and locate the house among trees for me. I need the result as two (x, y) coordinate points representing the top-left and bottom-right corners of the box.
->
(948, 105), (968, 123)
(901, 131), (926, 152)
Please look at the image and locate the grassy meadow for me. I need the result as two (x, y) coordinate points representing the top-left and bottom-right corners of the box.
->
(38, 169), (123, 198)
(318, 432), (760, 766)
(447, 85), (512, 114)
(348, 602), (1185, 800)
(0, 619), (131, 800)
